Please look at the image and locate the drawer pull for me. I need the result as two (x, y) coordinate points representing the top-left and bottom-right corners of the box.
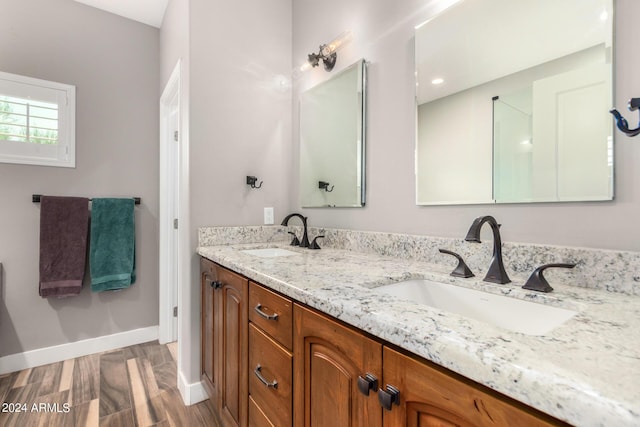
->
(210, 280), (222, 289)
(254, 304), (279, 321)
(254, 365), (278, 389)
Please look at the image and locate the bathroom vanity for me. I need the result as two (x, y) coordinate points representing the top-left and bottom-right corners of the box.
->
(197, 226), (640, 427)
(200, 259), (562, 427)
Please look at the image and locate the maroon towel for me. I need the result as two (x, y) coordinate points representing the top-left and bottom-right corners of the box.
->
(39, 196), (90, 298)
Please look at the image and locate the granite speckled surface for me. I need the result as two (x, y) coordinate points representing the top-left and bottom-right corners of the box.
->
(197, 226), (640, 427)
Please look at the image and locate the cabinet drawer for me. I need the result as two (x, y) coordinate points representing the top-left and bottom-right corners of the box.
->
(249, 281), (293, 350)
(249, 323), (292, 427)
(249, 395), (275, 427)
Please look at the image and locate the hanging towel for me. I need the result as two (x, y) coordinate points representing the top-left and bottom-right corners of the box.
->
(90, 198), (136, 292)
(39, 196), (90, 298)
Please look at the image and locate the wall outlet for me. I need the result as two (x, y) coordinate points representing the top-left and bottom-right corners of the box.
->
(263, 207), (274, 225)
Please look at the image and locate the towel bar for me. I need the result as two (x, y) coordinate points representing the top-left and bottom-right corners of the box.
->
(32, 194), (141, 205)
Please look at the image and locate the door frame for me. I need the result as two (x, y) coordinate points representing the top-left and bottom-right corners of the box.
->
(159, 60), (181, 344)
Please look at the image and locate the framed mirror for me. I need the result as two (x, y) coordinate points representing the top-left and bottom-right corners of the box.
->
(415, 0), (614, 205)
(300, 59), (366, 207)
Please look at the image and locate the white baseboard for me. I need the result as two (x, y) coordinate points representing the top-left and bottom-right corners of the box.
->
(178, 370), (208, 406)
(0, 325), (159, 375)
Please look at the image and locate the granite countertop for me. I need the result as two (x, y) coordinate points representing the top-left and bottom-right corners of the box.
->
(197, 241), (640, 427)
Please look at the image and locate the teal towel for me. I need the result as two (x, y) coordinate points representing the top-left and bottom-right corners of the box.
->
(90, 198), (136, 292)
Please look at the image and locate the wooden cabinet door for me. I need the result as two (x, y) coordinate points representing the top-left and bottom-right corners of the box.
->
(294, 304), (383, 427)
(217, 266), (249, 427)
(382, 347), (564, 427)
(200, 258), (217, 398)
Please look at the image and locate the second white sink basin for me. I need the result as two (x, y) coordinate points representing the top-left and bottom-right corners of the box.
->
(373, 279), (577, 336)
(240, 247), (299, 258)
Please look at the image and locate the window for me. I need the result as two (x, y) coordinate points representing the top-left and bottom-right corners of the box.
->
(0, 71), (75, 168)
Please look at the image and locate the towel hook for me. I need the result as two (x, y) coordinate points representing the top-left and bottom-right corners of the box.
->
(610, 98), (640, 137)
(246, 176), (263, 189)
(318, 181), (334, 192)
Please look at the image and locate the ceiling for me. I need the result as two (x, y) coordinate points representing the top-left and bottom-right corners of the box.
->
(73, 0), (168, 28)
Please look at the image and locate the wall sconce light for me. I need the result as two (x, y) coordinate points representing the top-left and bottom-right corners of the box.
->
(305, 31), (352, 72)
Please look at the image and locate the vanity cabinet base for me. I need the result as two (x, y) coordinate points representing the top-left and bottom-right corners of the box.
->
(200, 257), (569, 427)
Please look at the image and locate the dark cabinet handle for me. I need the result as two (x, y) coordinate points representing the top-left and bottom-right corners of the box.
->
(254, 304), (279, 321)
(210, 280), (222, 289)
(378, 384), (400, 411)
(357, 373), (379, 396)
(254, 365), (278, 389)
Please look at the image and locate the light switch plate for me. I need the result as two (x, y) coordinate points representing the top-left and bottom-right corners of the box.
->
(264, 207), (274, 225)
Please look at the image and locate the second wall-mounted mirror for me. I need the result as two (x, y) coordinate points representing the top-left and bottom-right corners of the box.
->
(300, 59), (366, 207)
(415, 0), (614, 205)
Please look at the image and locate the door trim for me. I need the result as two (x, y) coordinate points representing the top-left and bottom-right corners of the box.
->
(159, 60), (181, 344)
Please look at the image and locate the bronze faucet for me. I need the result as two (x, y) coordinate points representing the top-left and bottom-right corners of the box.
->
(465, 216), (511, 284)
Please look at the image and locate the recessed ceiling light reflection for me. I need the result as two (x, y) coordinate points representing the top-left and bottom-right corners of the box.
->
(431, 78), (444, 85)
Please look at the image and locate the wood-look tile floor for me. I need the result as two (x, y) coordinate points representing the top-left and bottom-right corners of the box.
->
(0, 341), (222, 427)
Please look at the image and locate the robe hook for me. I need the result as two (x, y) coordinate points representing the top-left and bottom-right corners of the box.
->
(610, 98), (640, 137)
(318, 181), (334, 192)
(246, 176), (263, 189)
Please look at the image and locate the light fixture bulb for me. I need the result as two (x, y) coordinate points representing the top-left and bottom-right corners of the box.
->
(326, 31), (352, 53)
(301, 30), (353, 73)
(299, 61), (312, 73)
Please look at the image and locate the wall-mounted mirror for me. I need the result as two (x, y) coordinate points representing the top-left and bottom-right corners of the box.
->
(300, 59), (366, 207)
(415, 0), (614, 205)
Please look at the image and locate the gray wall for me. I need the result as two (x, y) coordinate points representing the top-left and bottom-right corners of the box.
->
(0, 0), (160, 356)
(160, 0), (189, 90)
(187, 0), (292, 384)
(159, 0), (293, 386)
(291, 0), (640, 252)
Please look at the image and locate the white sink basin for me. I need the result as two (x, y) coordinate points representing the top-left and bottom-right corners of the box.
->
(240, 248), (300, 258)
(373, 279), (577, 336)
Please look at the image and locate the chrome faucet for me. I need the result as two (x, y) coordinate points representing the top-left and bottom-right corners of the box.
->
(281, 213), (310, 248)
(464, 215), (511, 284)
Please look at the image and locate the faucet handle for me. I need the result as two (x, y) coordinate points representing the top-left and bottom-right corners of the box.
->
(522, 263), (576, 293)
(438, 249), (474, 278)
(288, 231), (300, 246)
(309, 235), (325, 250)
